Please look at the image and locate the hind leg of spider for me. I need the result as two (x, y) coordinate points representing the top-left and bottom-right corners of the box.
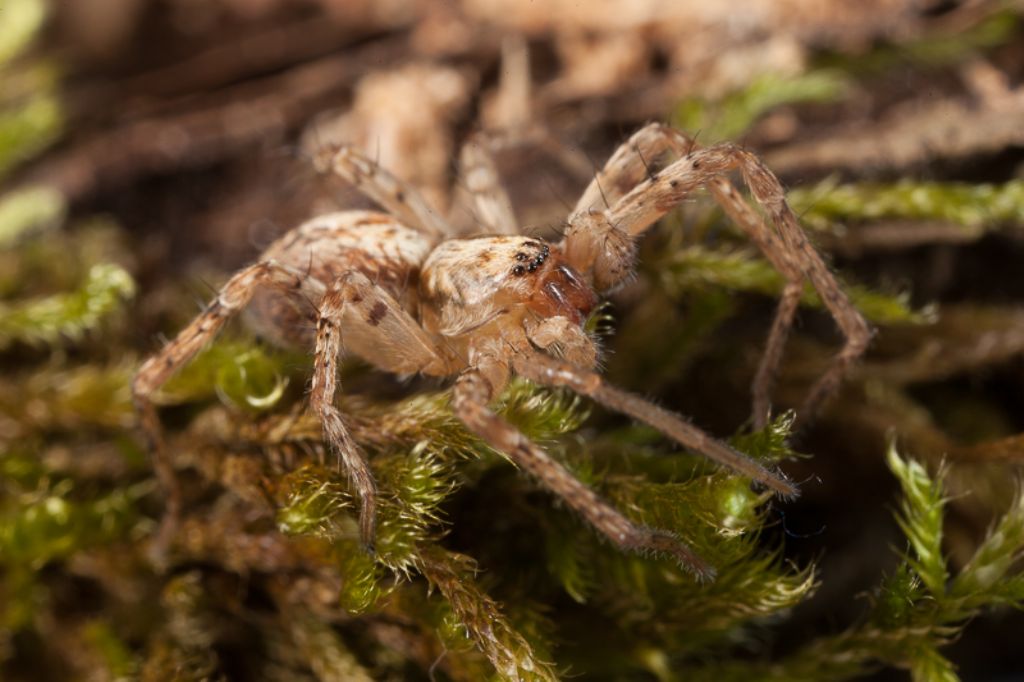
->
(311, 271), (452, 551)
(451, 354), (714, 579)
(313, 145), (455, 239)
(132, 260), (314, 567)
(456, 133), (520, 236)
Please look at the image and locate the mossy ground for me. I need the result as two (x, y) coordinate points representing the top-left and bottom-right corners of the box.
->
(3, 2), (1024, 680)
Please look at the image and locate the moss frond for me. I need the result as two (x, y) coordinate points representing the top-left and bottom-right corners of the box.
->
(679, 446), (1024, 681)
(0, 90), (61, 180)
(657, 245), (928, 325)
(282, 604), (375, 682)
(817, 10), (1018, 73)
(673, 70), (849, 142)
(789, 178), (1024, 234)
(908, 641), (960, 682)
(503, 379), (587, 430)
(273, 381), (588, 587)
(887, 443), (949, 596)
(731, 411), (804, 464)
(0, 0), (47, 65)
(0, 361), (136, 434)
(0, 478), (149, 568)
(140, 572), (223, 680)
(418, 546), (559, 682)
(951, 490), (1024, 600)
(0, 0), (61, 180)
(157, 338), (300, 410)
(599, 473), (816, 652)
(276, 457), (457, 577)
(0, 185), (64, 247)
(0, 262), (136, 350)
(80, 620), (140, 681)
(0, 219), (132, 300)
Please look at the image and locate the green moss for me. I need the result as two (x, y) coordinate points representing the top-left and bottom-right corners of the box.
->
(155, 338), (298, 411)
(790, 179), (1024, 234)
(657, 245), (928, 325)
(0, 90), (62, 179)
(817, 10), (1019, 74)
(0, 262), (136, 350)
(680, 446), (1024, 681)
(888, 445), (948, 596)
(3, 10), (1023, 678)
(0, 185), (65, 247)
(81, 620), (140, 681)
(673, 70), (849, 143)
(0, 479), (149, 568)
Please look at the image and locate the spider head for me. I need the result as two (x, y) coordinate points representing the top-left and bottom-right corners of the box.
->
(420, 237), (597, 337)
(522, 253), (597, 325)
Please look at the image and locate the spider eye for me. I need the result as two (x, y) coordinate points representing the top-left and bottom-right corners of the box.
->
(512, 265), (526, 276)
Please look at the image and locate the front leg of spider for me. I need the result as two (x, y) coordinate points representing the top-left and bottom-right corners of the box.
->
(459, 133), (520, 236)
(135, 204), (450, 565)
(512, 353), (796, 498)
(570, 123), (872, 429)
(450, 354), (714, 580)
(132, 260), (310, 566)
(311, 271), (451, 551)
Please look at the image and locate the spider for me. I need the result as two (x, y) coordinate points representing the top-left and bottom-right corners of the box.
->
(133, 123), (871, 579)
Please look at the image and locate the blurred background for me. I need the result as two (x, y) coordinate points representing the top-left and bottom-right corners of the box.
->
(3, 0), (1024, 680)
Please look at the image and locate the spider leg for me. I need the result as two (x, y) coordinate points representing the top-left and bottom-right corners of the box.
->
(311, 271), (452, 550)
(490, 34), (532, 131)
(512, 351), (797, 499)
(132, 260), (311, 566)
(313, 145), (454, 239)
(457, 133), (520, 235)
(459, 35), (592, 234)
(752, 280), (804, 429)
(451, 354), (714, 579)
(488, 35), (595, 180)
(572, 123), (872, 427)
(574, 123), (680, 213)
(571, 124), (807, 426)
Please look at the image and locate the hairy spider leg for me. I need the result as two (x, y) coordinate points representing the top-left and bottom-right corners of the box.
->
(458, 133), (520, 235)
(311, 271), (451, 550)
(132, 260), (315, 565)
(314, 145), (455, 239)
(571, 123), (872, 428)
(513, 352), (797, 498)
(571, 124), (805, 428)
(452, 353), (715, 579)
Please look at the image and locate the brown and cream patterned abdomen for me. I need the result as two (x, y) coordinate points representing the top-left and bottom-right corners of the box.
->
(246, 211), (434, 348)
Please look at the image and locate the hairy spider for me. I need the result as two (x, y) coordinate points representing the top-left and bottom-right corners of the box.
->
(133, 123), (871, 578)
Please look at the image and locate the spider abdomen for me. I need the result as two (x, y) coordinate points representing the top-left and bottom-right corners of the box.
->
(247, 210), (432, 348)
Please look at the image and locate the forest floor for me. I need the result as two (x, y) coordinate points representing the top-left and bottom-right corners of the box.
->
(3, 1), (1024, 680)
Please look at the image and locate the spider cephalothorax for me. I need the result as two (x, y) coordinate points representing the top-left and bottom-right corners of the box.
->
(419, 236), (597, 342)
(134, 124), (871, 578)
